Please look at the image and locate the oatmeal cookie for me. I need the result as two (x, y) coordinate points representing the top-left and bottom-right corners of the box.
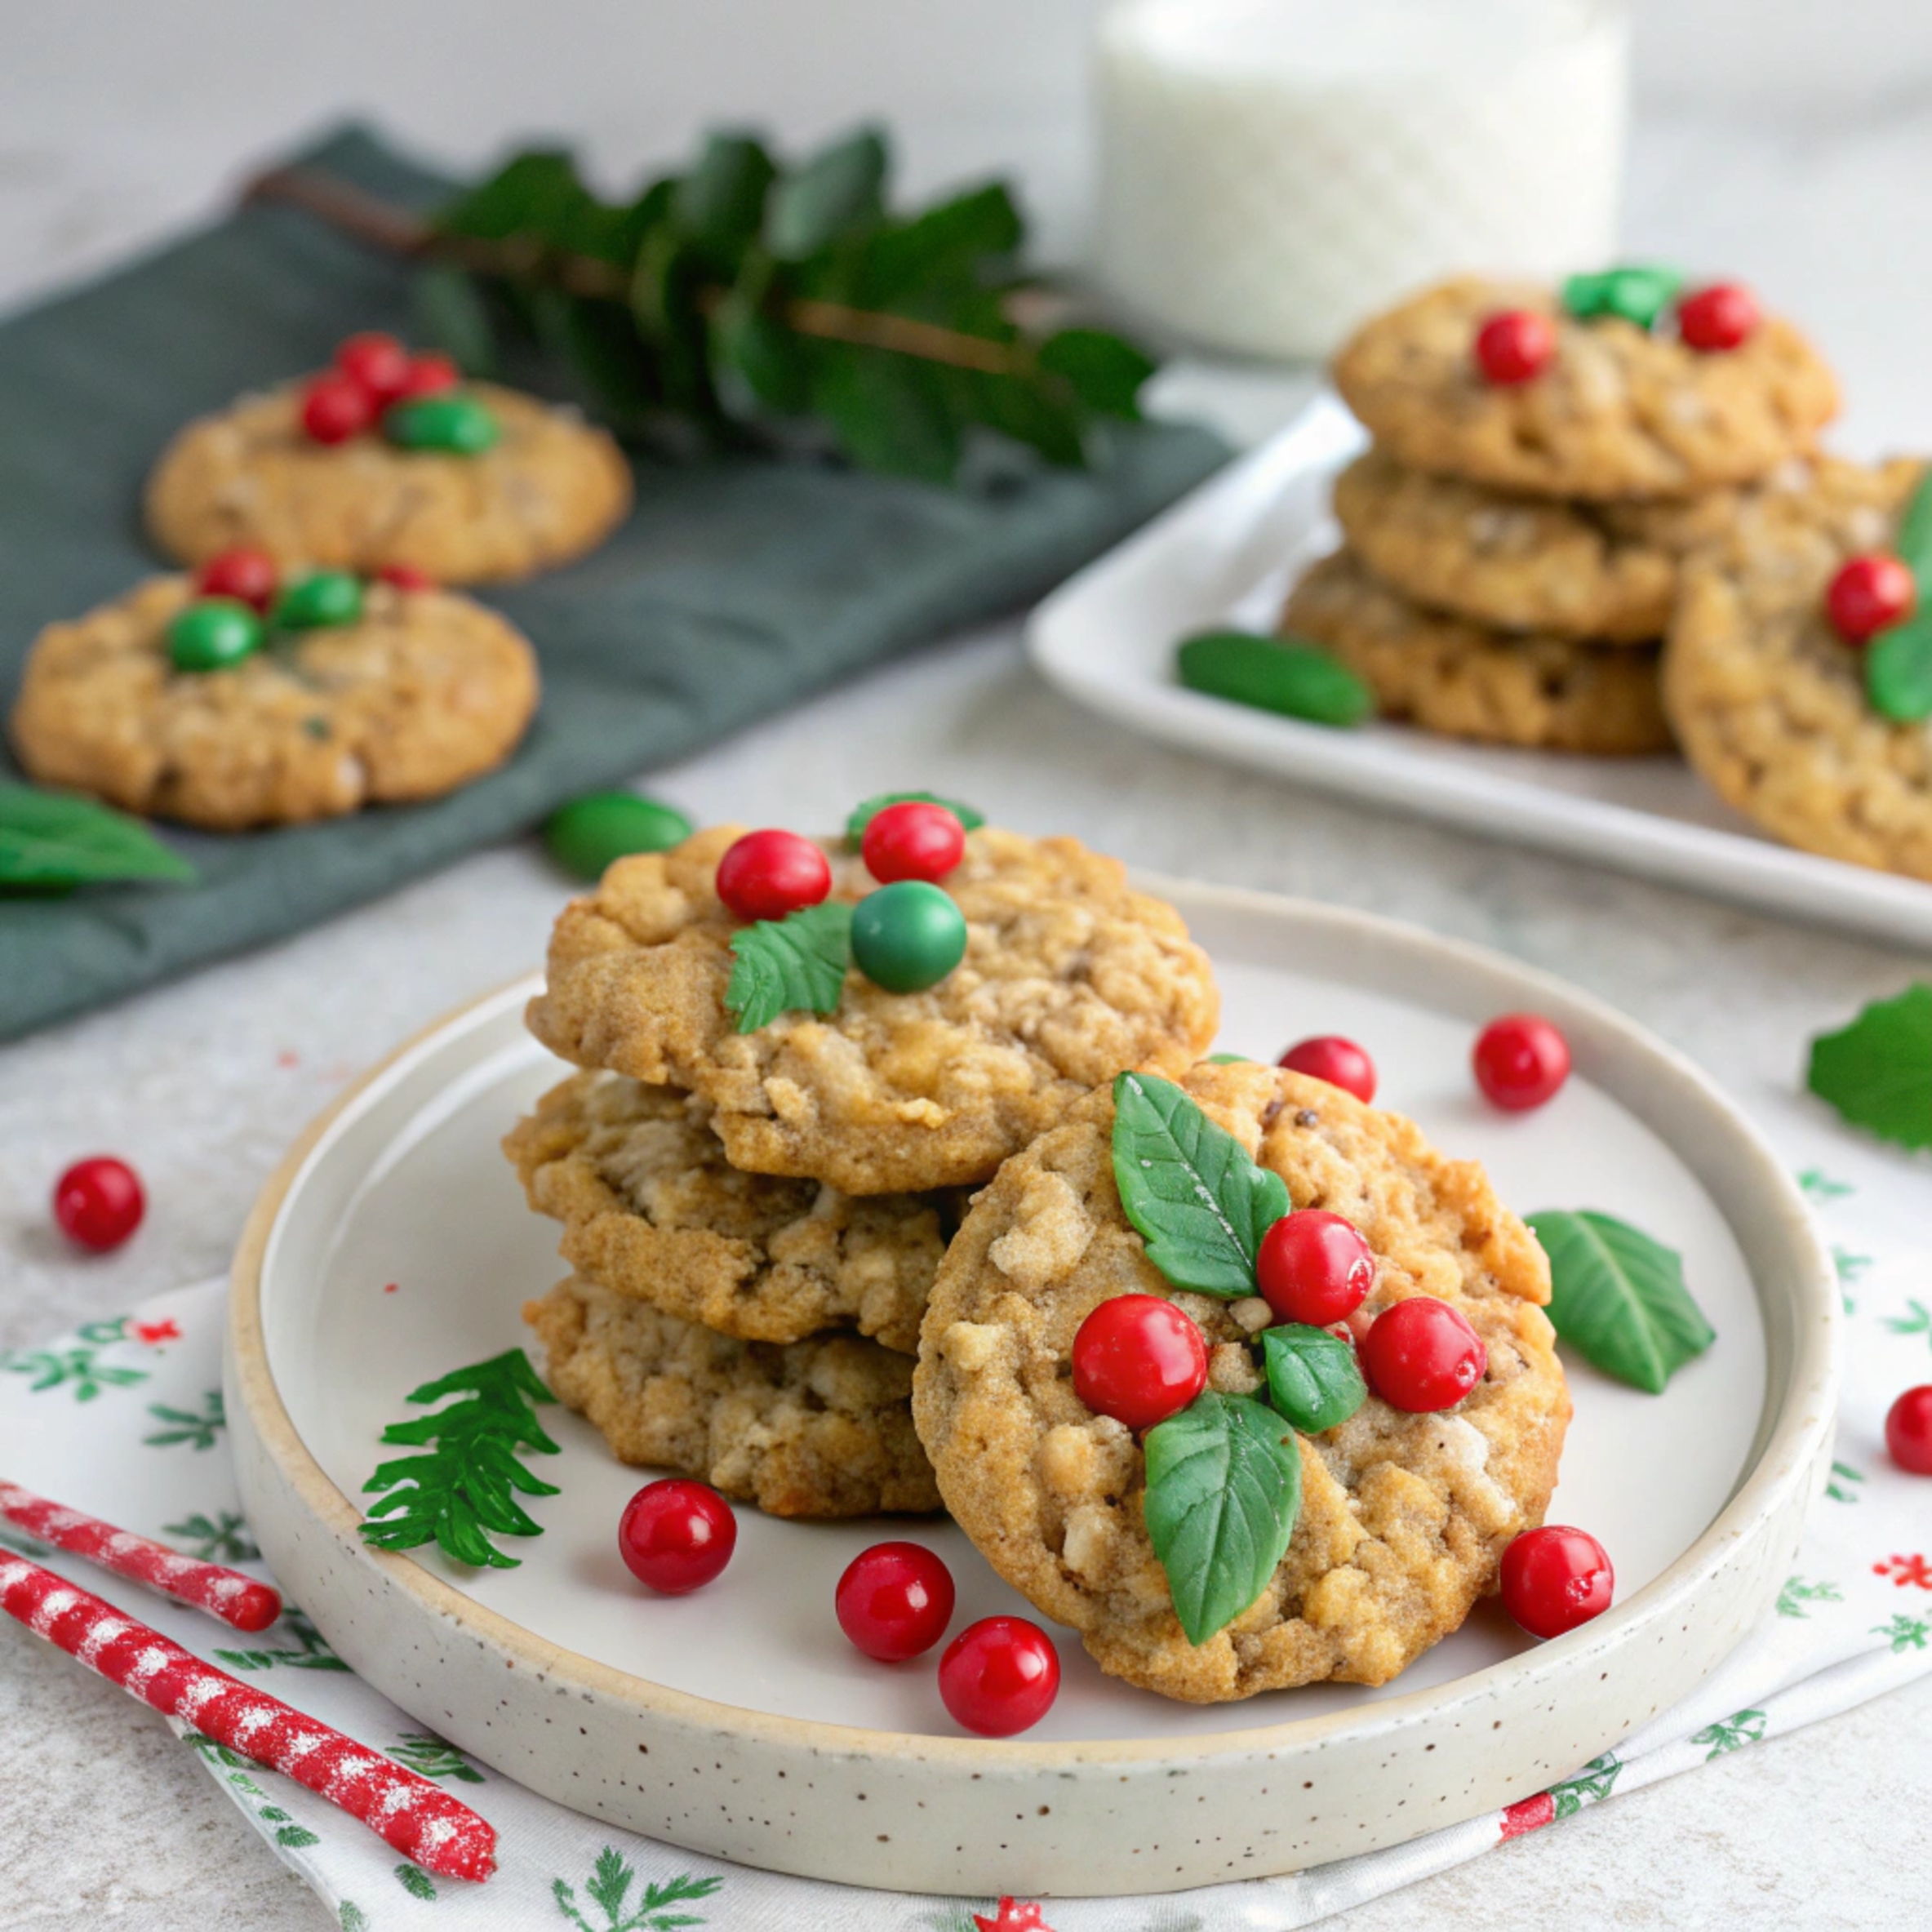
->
(1663, 456), (1932, 878)
(145, 380), (631, 583)
(504, 1072), (954, 1354)
(912, 1060), (1570, 1702)
(525, 824), (1220, 1195)
(9, 575), (538, 830)
(525, 1275), (939, 1517)
(1332, 277), (1837, 500)
(1332, 446), (1809, 640)
(1281, 549), (1672, 753)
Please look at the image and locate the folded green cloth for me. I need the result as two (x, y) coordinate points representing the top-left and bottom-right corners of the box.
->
(0, 126), (1226, 1043)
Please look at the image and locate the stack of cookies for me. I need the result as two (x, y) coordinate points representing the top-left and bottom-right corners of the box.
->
(505, 817), (1221, 1520)
(1285, 273), (1840, 757)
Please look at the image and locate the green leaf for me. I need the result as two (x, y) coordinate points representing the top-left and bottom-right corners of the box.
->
(844, 791), (985, 842)
(411, 264), (497, 375)
(1526, 1210), (1715, 1393)
(810, 346), (960, 482)
(1562, 264), (1685, 330)
(394, 1863), (437, 1902)
(1111, 1072), (1290, 1295)
(1037, 328), (1156, 420)
(674, 132), (776, 264)
(1144, 1392), (1302, 1645)
(1891, 468), (1932, 582)
(437, 149), (587, 243)
(1176, 632), (1374, 727)
(1807, 984), (1932, 1148)
(859, 184), (1022, 301)
(970, 369), (1088, 467)
(0, 784), (194, 890)
(714, 292), (811, 411)
(1866, 608), (1932, 722)
(766, 127), (888, 260)
(725, 900), (854, 1032)
(1260, 1324), (1367, 1433)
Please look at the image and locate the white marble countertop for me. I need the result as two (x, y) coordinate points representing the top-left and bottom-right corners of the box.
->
(6, 109), (1932, 1931)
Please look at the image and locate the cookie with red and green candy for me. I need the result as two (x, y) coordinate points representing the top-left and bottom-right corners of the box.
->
(144, 331), (632, 584)
(525, 795), (1221, 1196)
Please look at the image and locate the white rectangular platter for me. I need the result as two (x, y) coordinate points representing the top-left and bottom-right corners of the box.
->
(1028, 395), (1932, 953)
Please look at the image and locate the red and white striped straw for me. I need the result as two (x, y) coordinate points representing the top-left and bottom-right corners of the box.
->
(0, 1481), (282, 1632)
(0, 1552), (495, 1881)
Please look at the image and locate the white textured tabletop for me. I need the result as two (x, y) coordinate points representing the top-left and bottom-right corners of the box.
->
(5, 112), (1932, 1931)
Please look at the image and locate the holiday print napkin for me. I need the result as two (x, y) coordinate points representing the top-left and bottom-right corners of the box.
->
(2, 1164), (1927, 1928)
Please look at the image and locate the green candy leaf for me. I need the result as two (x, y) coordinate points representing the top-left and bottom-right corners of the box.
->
(1204, 1051), (1250, 1064)
(1526, 1210), (1715, 1393)
(1866, 608), (1932, 722)
(844, 790), (986, 843)
(1111, 1071), (1290, 1295)
(1562, 264), (1686, 331)
(726, 900), (855, 1032)
(1144, 1391), (1302, 1646)
(360, 1349), (561, 1570)
(0, 785), (194, 891)
(766, 127), (888, 260)
(1807, 984), (1932, 1148)
(1260, 1324), (1368, 1434)
(1177, 630), (1374, 728)
(1037, 328), (1156, 420)
(1890, 468), (1932, 582)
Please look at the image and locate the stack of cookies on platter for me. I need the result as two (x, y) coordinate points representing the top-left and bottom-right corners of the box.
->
(1287, 270), (1840, 757)
(504, 802), (1223, 1521)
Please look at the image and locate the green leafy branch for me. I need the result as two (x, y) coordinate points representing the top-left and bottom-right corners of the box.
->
(553, 1847), (723, 1932)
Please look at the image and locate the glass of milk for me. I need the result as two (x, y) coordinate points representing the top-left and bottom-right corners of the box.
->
(1094, 0), (1629, 359)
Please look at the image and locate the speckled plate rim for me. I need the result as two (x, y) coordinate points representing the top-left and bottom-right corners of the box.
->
(226, 880), (1841, 1893)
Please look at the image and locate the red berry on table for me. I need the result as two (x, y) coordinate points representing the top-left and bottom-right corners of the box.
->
(835, 1541), (957, 1661)
(194, 547), (278, 613)
(617, 1479), (736, 1594)
(1500, 1524), (1615, 1638)
(1361, 1296), (1487, 1411)
(861, 800), (966, 884)
(1825, 554), (1916, 645)
(51, 1157), (144, 1252)
(300, 373), (376, 445)
(377, 563), (436, 592)
(333, 331), (413, 402)
(1885, 1385), (1932, 1475)
(1677, 282), (1761, 353)
(1277, 1034), (1376, 1104)
(1255, 1210), (1376, 1326)
(714, 829), (833, 922)
(1071, 1294), (1208, 1431)
(1472, 309), (1556, 385)
(937, 1615), (1060, 1736)
(394, 352), (461, 401)
(1472, 1013), (1571, 1111)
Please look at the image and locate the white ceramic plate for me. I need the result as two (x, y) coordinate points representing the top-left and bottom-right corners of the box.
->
(228, 882), (1838, 1896)
(1028, 397), (1932, 952)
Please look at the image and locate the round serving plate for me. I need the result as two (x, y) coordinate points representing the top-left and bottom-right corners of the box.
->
(227, 879), (1838, 1897)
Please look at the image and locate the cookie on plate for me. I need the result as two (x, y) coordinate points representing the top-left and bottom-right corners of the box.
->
(1281, 549), (1672, 754)
(9, 572), (538, 830)
(504, 1071), (957, 1355)
(1332, 447), (1806, 641)
(1332, 275), (1837, 500)
(525, 1275), (939, 1517)
(146, 376), (631, 584)
(525, 824), (1220, 1195)
(1663, 456), (1932, 878)
(912, 1059), (1571, 1702)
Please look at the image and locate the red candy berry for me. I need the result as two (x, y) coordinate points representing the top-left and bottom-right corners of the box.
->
(1361, 1296), (1486, 1411)
(194, 548), (278, 614)
(617, 1479), (736, 1594)
(937, 1616), (1060, 1736)
(377, 564), (436, 592)
(1473, 309), (1556, 385)
(1277, 1034), (1376, 1104)
(861, 801), (966, 885)
(1885, 1385), (1932, 1475)
(1071, 1294), (1208, 1432)
(835, 1541), (956, 1661)
(394, 353), (461, 402)
(1500, 1525), (1615, 1638)
(1472, 1013), (1571, 1112)
(1256, 1210), (1376, 1326)
(714, 829), (833, 922)
(334, 331), (413, 402)
(52, 1157), (145, 1252)
(301, 373), (376, 445)
(1677, 282), (1761, 353)
(1825, 554), (1916, 645)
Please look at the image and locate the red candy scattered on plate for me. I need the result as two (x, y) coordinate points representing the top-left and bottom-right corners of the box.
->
(52, 1157), (144, 1252)
(835, 1542), (956, 1661)
(1885, 1385), (1932, 1476)
(938, 1615), (1060, 1736)
(1277, 1033), (1376, 1104)
(617, 1479), (736, 1594)
(1501, 1525), (1615, 1638)
(1472, 1013), (1570, 1111)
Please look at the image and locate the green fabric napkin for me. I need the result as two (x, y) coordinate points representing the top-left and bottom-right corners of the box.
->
(0, 126), (1226, 1043)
